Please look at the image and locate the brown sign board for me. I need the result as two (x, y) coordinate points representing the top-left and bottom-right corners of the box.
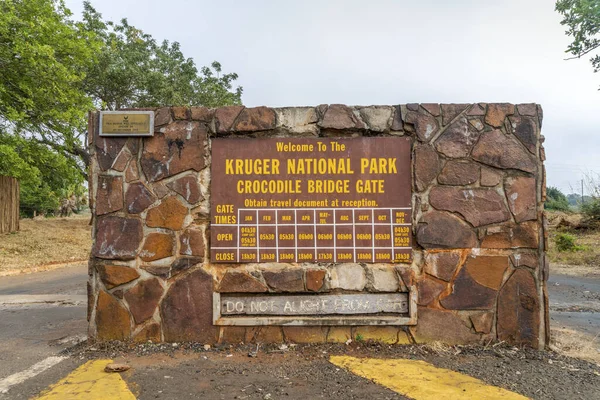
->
(99, 111), (154, 136)
(210, 137), (412, 263)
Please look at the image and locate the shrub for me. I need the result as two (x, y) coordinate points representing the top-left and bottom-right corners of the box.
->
(554, 233), (583, 252)
(581, 198), (600, 222)
(545, 186), (571, 212)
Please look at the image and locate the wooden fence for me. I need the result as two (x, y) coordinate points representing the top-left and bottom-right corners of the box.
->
(0, 176), (19, 234)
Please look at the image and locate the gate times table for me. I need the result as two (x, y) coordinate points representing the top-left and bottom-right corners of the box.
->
(211, 207), (411, 263)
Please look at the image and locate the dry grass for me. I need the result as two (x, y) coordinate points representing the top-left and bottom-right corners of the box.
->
(546, 211), (600, 274)
(550, 327), (600, 366)
(0, 216), (91, 275)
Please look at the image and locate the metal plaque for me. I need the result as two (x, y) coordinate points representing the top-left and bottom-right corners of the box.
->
(99, 111), (154, 136)
(210, 137), (412, 263)
(220, 293), (409, 316)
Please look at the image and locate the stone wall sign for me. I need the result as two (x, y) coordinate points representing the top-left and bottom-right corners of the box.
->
(210, 137), (412, 264)
(99, 111), (154, 137)
(220, 293), (409, 316)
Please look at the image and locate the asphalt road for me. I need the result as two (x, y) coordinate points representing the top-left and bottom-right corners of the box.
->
(0, 265), (598, 399)
(548, 272), (600, 336)
(0, 265), (88, 396)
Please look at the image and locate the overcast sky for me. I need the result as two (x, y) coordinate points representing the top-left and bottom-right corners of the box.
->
(65, 0), (600, 194)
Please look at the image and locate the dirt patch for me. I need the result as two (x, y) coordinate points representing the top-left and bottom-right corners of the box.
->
(550, 327), (600, 366)
(550, 263), (600, 277)
(65, 341), (600, 400)
(0, 216), (91, 275)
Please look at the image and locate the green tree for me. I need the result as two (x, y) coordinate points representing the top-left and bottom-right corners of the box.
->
(0, 0), (242, 214)
(0, 135), (85, 216)
(80, 2), (242, 111)
(0, 0), (98, 167)
(556, 0), (600, 83)
(545, 186), (571, 211)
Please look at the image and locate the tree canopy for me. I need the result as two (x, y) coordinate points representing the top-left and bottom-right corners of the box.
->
(545, 186), (571, 212)
(0, 0), (242, 215)
(556, 0), (600, 84)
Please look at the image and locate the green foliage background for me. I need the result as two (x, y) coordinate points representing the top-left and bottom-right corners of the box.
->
(0, 0), (242, 216)
(545, 186), (572, 212)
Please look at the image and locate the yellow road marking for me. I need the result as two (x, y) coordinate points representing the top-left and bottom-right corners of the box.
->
(34, 360), (135, 400)
(330, 356), (529, 400)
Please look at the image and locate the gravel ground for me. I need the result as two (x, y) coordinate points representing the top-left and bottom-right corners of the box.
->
(63, 341), (600, 400)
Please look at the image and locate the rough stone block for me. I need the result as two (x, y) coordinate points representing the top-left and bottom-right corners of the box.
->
(497, 269), (539, 347)
(435, 116), (479, 158)
(96, 175), (123, 215)
(262, 269), (304, 292)
(305, 269), (326, 292)
(233, 106), (276, 132)
(424, 252), (460, 282)
(440, 104), (469, 125)
(412, 307), (480, 344)
(467, 103), (486, 116)
(358, 106), (393, 132)
(414, 144), (441, 191)
(111, 148), (131, 172)
(485, 103), (515, 127)
(170, 257), (203, 279)
(125, 161), (139, 183)
(140, 232), (175, 262)
(440, 266), (500, 310)
(437, 161), (480, 186)
(480, 167), (502, 187)
(93, 216), (143, 260)
(330, 264), (366, 291)
(180, 228), (205, 258)
(96, 290), (131, 340)
(319, 104), (364, 130)
(505, 176), (537, 223)
(481, 222), (539, 249)
(517, 103), (537, 117)
(464, 255), (508, 290)
(190, 107), (214, 122)
(276, 107), (318, 135)
(215, 106), (244, 133)
(421, 103), (441, 116)
(404, 111), (439, 142)
(472, 130), (536, 173)
(416, 211), (477, 249)
(430, 186), (510, 227)
(161, 269), (217, 342)
(507, 116), (537, 154)
(141, 121), (207, 182)
(124, 278), (163, 324)
(417, 275), (446, 306)
(96, 264), (140, 289)
(154, 107), (172, 126)
(146, 196), (188, 230)
(167, 175), (203, 204)
(125, 182), (156, 214)
(510, 253), (538, 269)
(369, 265), (399, 292)
(172, 106), (189, 120)
(470, 311), (494, 334)
(391, 105), (403, 131)
(218, 270), (268, 292)
(96, 137), (127, 171)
